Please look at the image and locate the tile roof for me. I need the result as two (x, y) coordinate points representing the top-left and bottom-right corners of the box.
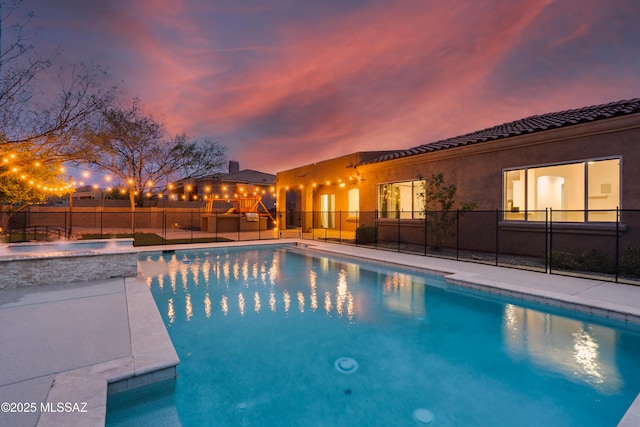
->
(218, 169), (275, 184)
(361, 98), (640, 165)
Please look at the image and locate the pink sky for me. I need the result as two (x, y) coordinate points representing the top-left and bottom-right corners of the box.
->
(14, 0), (640, 173)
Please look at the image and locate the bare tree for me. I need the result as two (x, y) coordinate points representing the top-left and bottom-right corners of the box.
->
(84, 99), (226, 210)
(0, 1), (51, 134)
(1, 2), (116, 163)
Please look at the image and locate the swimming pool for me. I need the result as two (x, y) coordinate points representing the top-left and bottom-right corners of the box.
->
(108, 245), (640, 426)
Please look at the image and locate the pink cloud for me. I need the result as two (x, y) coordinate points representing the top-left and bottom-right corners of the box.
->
(178, 0), (557, 169)
(26, 0), (640, 173)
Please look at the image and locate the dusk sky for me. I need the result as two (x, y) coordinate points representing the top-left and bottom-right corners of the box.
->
(12, 0), (640, 174)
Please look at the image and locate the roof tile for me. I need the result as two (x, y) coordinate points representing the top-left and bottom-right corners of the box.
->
(362, 98), (640, 165)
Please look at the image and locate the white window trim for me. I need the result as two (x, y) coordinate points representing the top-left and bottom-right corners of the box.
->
(502, 156), (621, 222)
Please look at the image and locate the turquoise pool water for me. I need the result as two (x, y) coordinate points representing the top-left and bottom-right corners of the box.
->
(108, 246), (640, 426)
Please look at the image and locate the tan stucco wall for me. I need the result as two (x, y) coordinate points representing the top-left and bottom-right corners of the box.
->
(275, 152), (389, 230)
(356, 114), (640, 211)
(277, 114), (640, 215)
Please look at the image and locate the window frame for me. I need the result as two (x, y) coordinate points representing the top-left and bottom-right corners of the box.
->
(377, 179), (426, 219)
(502, 156), (621, 223)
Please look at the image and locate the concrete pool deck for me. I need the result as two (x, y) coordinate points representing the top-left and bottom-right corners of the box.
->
(0, 276), (179, 427)
(0, 239), (639, 426)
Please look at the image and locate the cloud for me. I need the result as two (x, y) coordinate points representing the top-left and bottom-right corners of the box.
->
(181, 0), (557, 169)
(21, 0), (640, 173)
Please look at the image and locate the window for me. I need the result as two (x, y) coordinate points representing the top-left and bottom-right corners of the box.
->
(377, 180), (425, 219)
(320, 193), (335, 228)
(503, 158), (620, 222)
(348, 188), (359, 218)
(588, 159), (620, 221)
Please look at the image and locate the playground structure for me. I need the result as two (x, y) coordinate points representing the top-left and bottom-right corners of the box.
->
(201, 194), (276, 233)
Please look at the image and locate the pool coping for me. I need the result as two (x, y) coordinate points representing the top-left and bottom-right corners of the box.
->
(292, 241), (640, 323)
(27, 238), (640, 426)
(36, 276), (179, 427)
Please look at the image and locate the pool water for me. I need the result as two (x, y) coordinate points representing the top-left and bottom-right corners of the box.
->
(108, 246), (640, 426)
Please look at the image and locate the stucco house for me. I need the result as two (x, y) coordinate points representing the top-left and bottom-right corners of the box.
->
(276, 98), (640, 257)
(170, 160), (276, 208)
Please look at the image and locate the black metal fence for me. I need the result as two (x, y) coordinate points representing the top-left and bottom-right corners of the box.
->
(278, 209), (640, 285)
(3, 207), (639, 284)
(3, 208), (279, 245)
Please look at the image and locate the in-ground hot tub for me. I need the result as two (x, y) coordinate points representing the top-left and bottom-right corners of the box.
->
(0, 239), (139, 289)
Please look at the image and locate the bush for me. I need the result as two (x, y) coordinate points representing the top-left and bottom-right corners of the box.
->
(550, 251), (583, 271)
(582, 249), (616, 274)
(621, 245), (640, 278)
(355, 225), (376, 244)
(551, 249), (615, 275)
(552, 246), (640, 279)
(417, 173), (477, 251)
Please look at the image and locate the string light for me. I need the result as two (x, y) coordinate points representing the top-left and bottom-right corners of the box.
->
(1, 152), (160, 200)
(1, 152), (69, 194)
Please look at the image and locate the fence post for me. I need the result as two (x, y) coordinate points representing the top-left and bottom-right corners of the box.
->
(456, 209), (460, 261)
(191, 210), (194, 243)
(397, 211), (400, 252)
(424, 210), (428, 255)
(339, 210), (342, 244)
(545, 208), (549, 274)
(424, 210), (428, 256)
(163, 210), (167, 244)
(615, 207), (620, 283)
(549, 208), (553, 274)
(375, 210), (379, 248)
(324, 214), (328, 241)
(495, 209), (499, 266)
(100, 210), (104, 238)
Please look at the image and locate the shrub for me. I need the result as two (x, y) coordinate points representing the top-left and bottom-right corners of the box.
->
(355, 225), (376, 244)
(621, 245), (640, 278)
(551, 249), (615, 275)
(550, 251), (583, 271)
(582, 249), (616, 274)
(417, 173), (477, 251)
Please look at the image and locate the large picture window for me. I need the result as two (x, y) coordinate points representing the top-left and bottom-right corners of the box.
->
(378, 180), (425, 219)
(503, 158), (620, 222)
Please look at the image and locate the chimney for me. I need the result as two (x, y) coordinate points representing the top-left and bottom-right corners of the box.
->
(228, 160), (240, 174)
